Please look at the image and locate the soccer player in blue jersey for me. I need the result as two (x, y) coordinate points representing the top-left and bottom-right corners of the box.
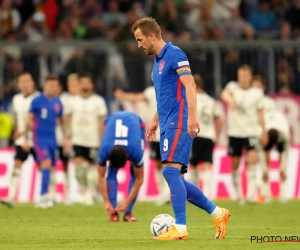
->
(132, 17), (230, 240)
(97, 111), (144, 222)
(25, 75), (63, 208)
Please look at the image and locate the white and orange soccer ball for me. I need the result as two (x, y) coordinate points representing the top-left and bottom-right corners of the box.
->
(150, 214), (175, 236)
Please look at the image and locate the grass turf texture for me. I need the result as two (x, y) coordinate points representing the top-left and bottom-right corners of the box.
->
(1, 200), (300, 250)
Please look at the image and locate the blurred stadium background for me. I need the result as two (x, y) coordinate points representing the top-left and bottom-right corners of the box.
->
(0, 0), (300, 203)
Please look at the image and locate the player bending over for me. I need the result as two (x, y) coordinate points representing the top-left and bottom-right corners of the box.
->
(259, 111), (290, 203)
(26, 75), (63, 208)
(132, 17), (230, 240)
(114, 86), (169, 206)
(97, 111), (144, 222)
(220, 65), (268, 205)
(1, 72), (39, 208)
(188, 74), (222, 198)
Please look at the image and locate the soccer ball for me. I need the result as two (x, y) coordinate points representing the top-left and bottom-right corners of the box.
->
(150, 214), (175, 236)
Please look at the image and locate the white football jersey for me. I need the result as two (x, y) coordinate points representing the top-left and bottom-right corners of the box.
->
(265, 111), (290, 143)
(143, 86), (160, 141)
(56, 92), (77, 146)
(12, 91), (40, 146)
(263, 96), (277, 114)
(196, 92), (221, 140)
(225, 82), (264, 137)
(66, 94), (108, 148)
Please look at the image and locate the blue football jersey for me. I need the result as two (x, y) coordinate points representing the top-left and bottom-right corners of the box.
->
(152, 42), (192, 133)
(29, 93), (63, 141)
(98, 111), (145, 167)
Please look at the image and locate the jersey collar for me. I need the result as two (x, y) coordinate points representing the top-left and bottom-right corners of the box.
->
(157, 42), (171, 59)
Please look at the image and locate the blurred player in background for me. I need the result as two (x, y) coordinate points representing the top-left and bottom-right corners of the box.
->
(133, 17), (230, 241)
(64, 74), (107, 205)
(188, 74), (222, 199)
(114, 86), (169, 206)
(259, 111), (290, 203)
(1, 73), (40, 208)
(252, 75), (277, 113)
(53, 74), (79, 204)
(97, 111), (144, 222)
(26, 74), (63, 208)
(221, 65), (268, 205)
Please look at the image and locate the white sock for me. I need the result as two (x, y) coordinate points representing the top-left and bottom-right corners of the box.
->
(232, 170), (243, 200)
(202, 168), (211, 198)
(175, 224), (187, 232)
(209, 206), (222, 219)
(8, 168), (20, 201)
(279, 178), (286, 200)
(246, 165), (257, 200)
(49, 168), (56, 201)
(189, 168), (199, 186)
(261, 180), (271, 200)
(64, 171), (69, 197)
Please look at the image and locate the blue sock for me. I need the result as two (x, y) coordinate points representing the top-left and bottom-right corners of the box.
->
(125, 165), (137, 214)
(106, 166), (119, 208)
(162, 167), (187, 225)
(41, 169), (50, 195)
(182, 178), (216, 214)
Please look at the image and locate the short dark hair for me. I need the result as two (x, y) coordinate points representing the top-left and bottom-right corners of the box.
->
(109, 146), (128, 169)
(132, 17), (161, 39)
(238, 64), (253, 74)
(45, 74), (59, 82)
(193, 74), (204, 89)
(268, 129), (279, 147)
(79, 73), (94, 84)
(252, 75), (266, 87)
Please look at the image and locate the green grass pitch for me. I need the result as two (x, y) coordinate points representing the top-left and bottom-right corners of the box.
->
(1, 200), (300, 250)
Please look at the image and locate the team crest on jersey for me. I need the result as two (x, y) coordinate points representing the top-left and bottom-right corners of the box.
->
(54, 103), (61, 113)
(159, 60), (165, 74)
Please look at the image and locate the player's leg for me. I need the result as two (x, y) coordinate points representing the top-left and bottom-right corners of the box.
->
(257, 142), (271, 203)
(278, 142), (288, 203)
(188, 138), (200, 186)
(228, 137), (244, 204)
(58, 146), (70, 204)
(199, 138), (214, 198)
(106, 165), (119, 222)
(151, 141), (169, 206)
(124, 163), (138, 222)
(245, 137), (259, 203)
(73, 145), (88, 201)
(81, 148), (98, 206)
(1, 146), (27, 207)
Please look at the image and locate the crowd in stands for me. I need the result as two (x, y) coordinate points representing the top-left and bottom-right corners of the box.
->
(0, 0), (300, 111)
(1, 0), (300, 41)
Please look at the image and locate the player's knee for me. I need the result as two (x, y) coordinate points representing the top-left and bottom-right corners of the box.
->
(109, 146), (128, 169)
(247, 150), (258, 165)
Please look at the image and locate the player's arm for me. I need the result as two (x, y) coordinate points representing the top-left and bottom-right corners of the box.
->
(114, 88), (146, 102)
(180, 74), (200, 137)
(97, 165), (115, 215)
(279, 136), (289, 181)
(214, 116), (222, 144)
(116, 164), (144, 213)
(258, 109), (268, 147)
(220, 86), (236, 110)
(98, 115), (106, 144)
(23, 112), (34, 152)
(146, 111), (159, 141)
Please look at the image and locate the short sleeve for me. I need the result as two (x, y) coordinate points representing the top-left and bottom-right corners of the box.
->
(224, 82), (237, 94)
(97, 147), (108, 167)
(257, 90), (264, 110)
(143, 86), (155, 101)
(29, 98), (39, 115)
(213, 101), (222, 117)
(171, 50), (192, 77)
(97, 97), (108, 117)
(57, 100), (63, 117)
